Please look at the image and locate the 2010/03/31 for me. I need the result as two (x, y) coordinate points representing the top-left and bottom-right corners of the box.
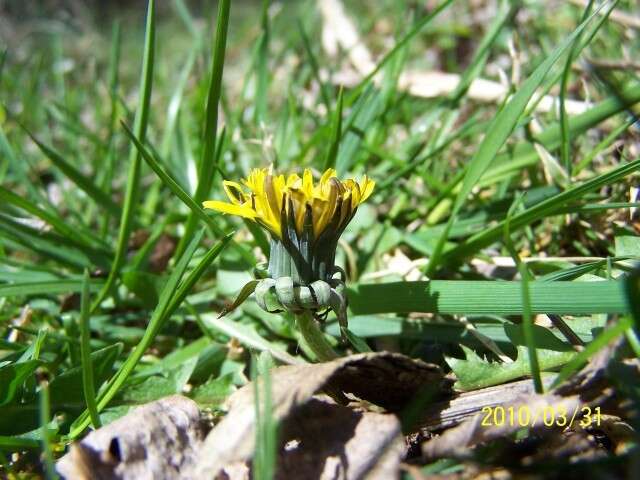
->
(480, 405), (602, 428)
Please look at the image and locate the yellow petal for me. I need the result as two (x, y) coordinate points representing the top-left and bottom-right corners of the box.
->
(359, 176), (375, 202)
(320, 168), (337, 185)
(302, 169), (314, 198)
(222, 181), (247, 205)
(202, 200), (257, 219)
(286, 173), (301, 189)
(346, 180), (361, 209)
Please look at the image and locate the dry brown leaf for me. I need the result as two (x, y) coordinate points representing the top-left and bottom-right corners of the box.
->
(274, 397), (404, 480)
(422, 392), (587, 460)
(56, 396), (207, 480)
(56, 353), (449, 479)
(189, 352), (451, 479)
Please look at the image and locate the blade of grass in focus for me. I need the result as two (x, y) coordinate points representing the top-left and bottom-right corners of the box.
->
(177, 0), (231, 258)
(347, 280), (629, 316)
(79, 270), (101, 429)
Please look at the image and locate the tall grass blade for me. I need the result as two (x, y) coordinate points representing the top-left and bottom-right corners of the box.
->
(91, 0), (156, 312)
(79, 270), (101, 429)
(178, 0), (231, 257)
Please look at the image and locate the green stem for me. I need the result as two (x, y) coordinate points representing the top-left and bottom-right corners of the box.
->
(295, 311), (338, 362)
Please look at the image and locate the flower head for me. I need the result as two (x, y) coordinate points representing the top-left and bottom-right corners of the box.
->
(203, 167), (374, 241)
(204, 167), (374, 285)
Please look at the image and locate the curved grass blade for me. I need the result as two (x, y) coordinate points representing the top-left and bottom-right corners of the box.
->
(445, 155), (640, 262)
(69, 230), (232, 438)
(483, 82), (640, 184)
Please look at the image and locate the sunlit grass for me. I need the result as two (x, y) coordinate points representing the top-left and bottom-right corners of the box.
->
(1, 0), (639, 476)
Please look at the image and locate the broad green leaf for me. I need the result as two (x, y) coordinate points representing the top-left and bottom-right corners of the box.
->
(116, 357), (198, 404)
(0, 360), (39, 406)
(189, 373), (236, 408)
(47, 343), (123, 408)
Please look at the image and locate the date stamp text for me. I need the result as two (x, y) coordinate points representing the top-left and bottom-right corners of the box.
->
(480, 405), (602, 428)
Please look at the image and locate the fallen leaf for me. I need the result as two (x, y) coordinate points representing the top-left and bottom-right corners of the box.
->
(189, 352), (450, 479)
(56, 395), (207, 480)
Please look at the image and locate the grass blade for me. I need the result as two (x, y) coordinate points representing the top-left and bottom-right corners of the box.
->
(483, 82), (640, 183)
(347, 280), (629, 316)
(550, 316), (633, 388)
(519, 263), (543, 393)
(323, 88), (343, 170)
(426, 3), (606, 275)
(253, 352), (277, 480)
(39, 382), (57, 480)
(91, 0), (156, 312)
(121, 121), (255, 267)
(177, 0), (230, 257)
(559, 0), (594, 176)
(79, 270), (101, 429)
(68, 230), (231, 438)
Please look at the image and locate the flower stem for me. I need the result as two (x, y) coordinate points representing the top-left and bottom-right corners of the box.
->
(295, 311), (338, 361)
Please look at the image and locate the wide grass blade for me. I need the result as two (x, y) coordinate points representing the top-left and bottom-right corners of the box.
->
(347, 280), (629, 316)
